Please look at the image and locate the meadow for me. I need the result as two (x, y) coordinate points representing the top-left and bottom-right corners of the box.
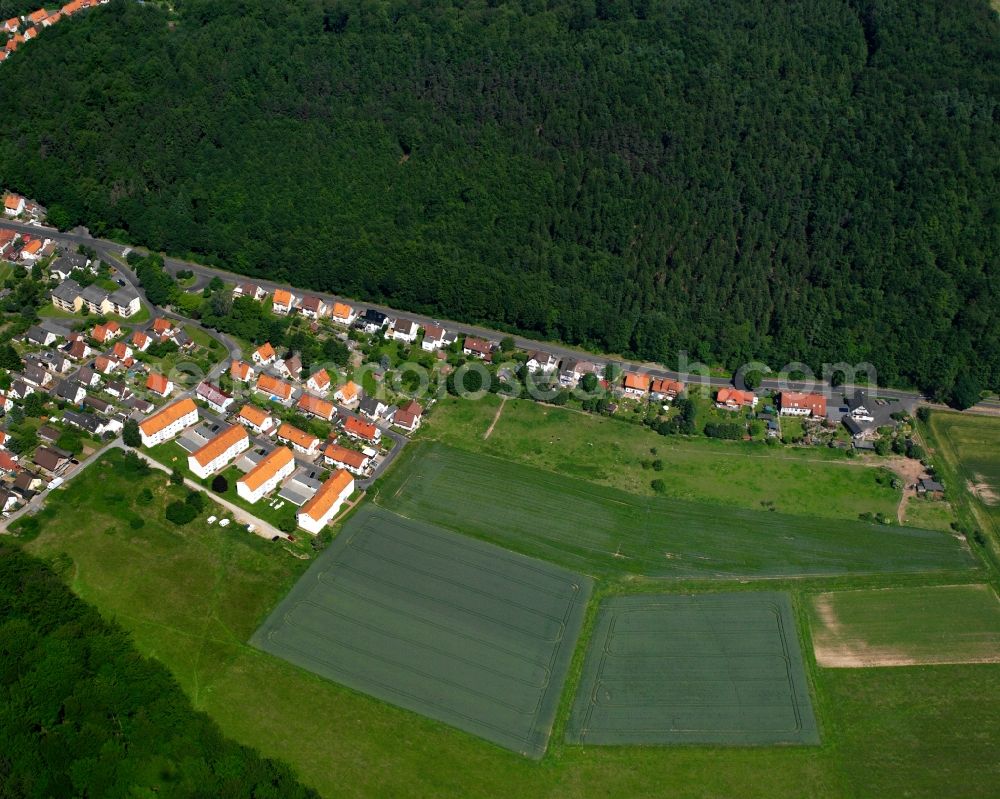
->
(420, 395), (903, 522)
(376, 443), (976, 579)
(15, 448), (1000, 797)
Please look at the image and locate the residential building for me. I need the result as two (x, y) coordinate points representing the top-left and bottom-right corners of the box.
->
(237, 404), (274, 435)
(358, 308), (388, 333)
(622, 372), (651, 396)
(323, 443), (370, 475)
(236, 446), (295, 503)
(275, 353), (302, 380)
(463, 336), (493, 360)
(272, 288), (296, 314)
(188, 425), (249, 480)
(306, 368), (330, 393)
(276, 423), (320, 455)
(146, 373), (173, 397)
(106, 287), (141, 317)
(330, 302), (356, 326)
(3, 193), (25, 216)
(779, 391), (827, 417)
(63, 409), (110, 436)
(333, 381), (360, 405)
(650, 379), (684, 401)
(131, 330), (152, 351)
(256, 373), (293, 403)
(196, 381), (234, 413)
(343, 415), (381, 444)
(66, 337), (92, 360)
(299, 296), (327, 319)
(33, 446), (70, 474)
(91, 321), (121, 343)
(297, 470), (354, 534)
(252, 342), (276, 365)
(93, 355), (120, 376)
(526, 351), (559, 373)
(421, 324), (448, 351)
(52, 379), (86, 405)
(297, 393), (336, 421)
(358, 394), (389, 420)
(233, 282), (266, 301)
(387, 317), (419, 344)
(138, 397), (198, 447)
(716, 388), (758, 410)
(24, 325), (57, 347)
(51, 279), (83, 312)
(111, 342), (133, 362)
(230, 359), (254, 382)
(80, 284), (109, 313)
(394, 400), (423, 432)
(846, 390), (874, 422)
(104, 380), (131, 400)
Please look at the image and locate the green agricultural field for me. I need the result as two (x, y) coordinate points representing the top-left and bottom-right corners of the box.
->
(16, 449), (1000, 797)
(810, 584), (1000, 667)
(377, 443), (976, 579)
(421, 396), (902, 522)
(568, 593), (818, 746)
(253, 506), (592, 758)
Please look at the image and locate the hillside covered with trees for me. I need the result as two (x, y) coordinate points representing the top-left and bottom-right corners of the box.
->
(0, 0), (997, 398)
(0, 545), (318, 797)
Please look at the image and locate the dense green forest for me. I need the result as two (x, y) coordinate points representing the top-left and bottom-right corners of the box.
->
(0, 545), (318, 797)
(0, 0), (997, 398)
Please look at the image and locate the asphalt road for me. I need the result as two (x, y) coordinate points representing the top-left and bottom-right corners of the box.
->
(6, 218), (999, 414)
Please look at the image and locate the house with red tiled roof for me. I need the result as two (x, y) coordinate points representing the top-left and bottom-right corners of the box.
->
(146, 373), (173, 397)
(343, 415), (380, 444)
(237, 446), (294, 503)
(333, 381), (359, 405)
(296, 392), (336, 421)
(716, 388), (758, 410)
(252, 342), (276, 365)
(276, 422), (320, 455)
(779, 392), (826, 417)
(255, 373), (293, 402)
(394, 400), (423, 432)
(323, 442), (370, 475)
(650, 379), (684, 401)
(622, 372), (651, 396)
(237, 404), (274, 435)
(230, 359), (254, 382)
(306, 368), (330, 393)
(131, 330), (151, 351)
(297, 470), (354, 534)
(299, 295), (327, 319)
(271, 289), (296, 315)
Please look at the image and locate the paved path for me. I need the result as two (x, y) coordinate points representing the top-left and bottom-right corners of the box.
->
(128, 446), (287, 540)
(6, 219), (997, 415)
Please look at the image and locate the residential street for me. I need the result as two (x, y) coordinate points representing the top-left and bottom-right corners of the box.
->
(5, 218), (997, 414)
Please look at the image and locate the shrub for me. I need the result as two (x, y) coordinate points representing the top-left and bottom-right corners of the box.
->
(129, 517), (145, 530)
(185, 491), (205, 513)
(650, 479), (666, 493)
(136, 488), (154, 505)
(652, 459), (663, 471)
(170, 468), (185, 486)
(165, 501), (197, 525)
(211, 475), (228, 493)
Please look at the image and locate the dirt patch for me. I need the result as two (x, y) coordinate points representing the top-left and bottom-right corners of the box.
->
(483, 396), (507, 440)
(968, 479), (1000, 506)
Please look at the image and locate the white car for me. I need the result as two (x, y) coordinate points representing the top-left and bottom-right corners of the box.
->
(207, 515), (217, 524)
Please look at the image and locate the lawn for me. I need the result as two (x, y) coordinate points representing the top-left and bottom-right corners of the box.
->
(253, 505), (592, 758)
(16, 449), (1000, 797)
(567, 593), (818, 746)
(145, 439), (299, 531)
(420, 395), (902, 522)
(810, 584), (1000, 667)
(376, 442), (976, 579)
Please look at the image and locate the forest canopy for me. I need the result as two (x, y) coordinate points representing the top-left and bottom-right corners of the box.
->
(0, 0), (997, 397)
(0, 545), (318, 797)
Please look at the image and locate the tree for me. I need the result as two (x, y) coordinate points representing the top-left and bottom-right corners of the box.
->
(580, 373), (599, 393)
(949, 374), (982, 410)
(136, 487), (154, 504)
(0, 343), (22, 371)
(170, 467), (185, 485)
(165, 500), (197, 525)
(279, 516), (297, 533)
(211, 474), (228, 493)
(22, 392), (45, 417)
(122, 418), (142, 448)
(499, 336), (516, 353)
(874, 438), (891, 456)
(185, 490), (205, 513)
(907, 442), (926, 461)
(651, 478), (666, 493)
(56, 431), (83, 455)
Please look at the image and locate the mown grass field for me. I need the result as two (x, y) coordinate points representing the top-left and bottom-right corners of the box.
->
(927, 411), (1000, 541)
(421, 395), (903, 522)
(810, 584), (1000, 667)
(15, 449), (1000, 797)
(376, 443), (976, 579)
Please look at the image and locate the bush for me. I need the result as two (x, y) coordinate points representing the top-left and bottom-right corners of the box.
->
(136, 487), (154, 505)
(916, 407), (931, 423)
(651, 479), (666, 493)
(185, 490), (205, 513)
(170, 467), (185, 485)
(704, 422), (744, 440)
(165, 501), (197, 525)
(211, 475), (228, 493)
(652, 459), (663, 471)
(278, 516), (297, 534)
(129, 517), (145, 529)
